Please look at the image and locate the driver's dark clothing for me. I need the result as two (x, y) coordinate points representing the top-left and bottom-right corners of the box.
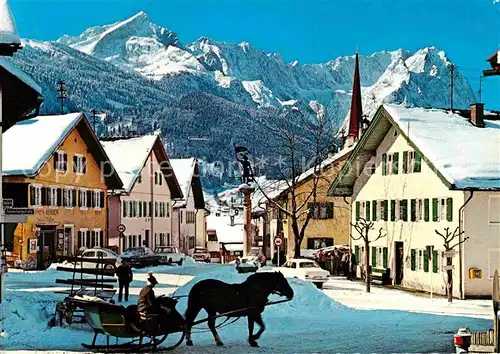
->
(137, 285), (156, 313)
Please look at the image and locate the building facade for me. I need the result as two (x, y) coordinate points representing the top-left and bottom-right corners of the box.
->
(101, 135), (183, 253)
(2, 113), (122, 266)
(170, 158), (205, 254)
(329, 104), (500, 298)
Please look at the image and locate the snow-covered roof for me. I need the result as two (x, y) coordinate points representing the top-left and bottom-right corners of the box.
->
(0, 57), (42, 95)
(3, 113), (84, 175)
(170, 158), (196, 205)
(384, 104), (500, 190)
(100, 135), (158, 192)
(296, 145), (355, 184)
(0, 0), (20, 45)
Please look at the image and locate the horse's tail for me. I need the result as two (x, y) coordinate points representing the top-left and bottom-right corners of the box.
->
(184, 288), (199, 325)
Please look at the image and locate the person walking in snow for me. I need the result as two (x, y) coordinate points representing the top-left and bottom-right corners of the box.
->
(342, 251), (350, 277)
(349, 249), (357, 280)
(115, 261), (133, 302)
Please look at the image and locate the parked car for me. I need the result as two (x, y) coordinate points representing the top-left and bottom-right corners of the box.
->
(240, 247), (261, 265)
(64, 247), (121, 270)
(155, 246), (185, 265)
(263, 258), (330, 289)
(191, 246), (211, 263)
(120, 247), (161, 268)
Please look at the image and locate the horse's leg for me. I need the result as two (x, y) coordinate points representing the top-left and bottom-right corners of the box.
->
(247, 315), (258, 347)
(252, 313), (266, 341)
(207, 311), (224, 346)
(184, 304), (201, 346)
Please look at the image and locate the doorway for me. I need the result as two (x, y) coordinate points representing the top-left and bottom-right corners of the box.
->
(394, 241), (404, 285)
(145, 230), (150, 248)
(63, 225), (74, 256)
(37, 225), (56, 270)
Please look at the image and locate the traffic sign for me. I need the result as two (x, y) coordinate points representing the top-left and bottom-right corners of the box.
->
(4, 208), (34, 215)
(2, 199), (13, 208)
(117, 224), (126, 233)
(274, 237), (283, 247)
(443, 250), (456, 257)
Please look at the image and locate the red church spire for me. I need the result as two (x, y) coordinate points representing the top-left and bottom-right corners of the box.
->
(348, 51), (362, 140)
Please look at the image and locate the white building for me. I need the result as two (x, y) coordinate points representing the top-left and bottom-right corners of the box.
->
(101, 134), (183, 252)
(329, 103), (500, 298)
(170, 158), (205, 254)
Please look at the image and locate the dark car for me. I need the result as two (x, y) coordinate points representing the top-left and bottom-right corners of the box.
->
(120, 247), (162, 268)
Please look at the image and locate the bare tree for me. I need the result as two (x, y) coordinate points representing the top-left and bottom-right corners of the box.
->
(351, 218), (387, 293)
(251, 105), (337, 258)
(435, 226), (469, 302)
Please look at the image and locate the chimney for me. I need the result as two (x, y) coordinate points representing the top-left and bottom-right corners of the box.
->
(470, 103), (485, 128)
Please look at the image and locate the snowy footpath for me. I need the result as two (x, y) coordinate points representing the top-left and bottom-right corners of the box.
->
(0, 261), (492, 353)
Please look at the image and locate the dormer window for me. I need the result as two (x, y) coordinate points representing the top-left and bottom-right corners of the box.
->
(54, 151), (67, 173)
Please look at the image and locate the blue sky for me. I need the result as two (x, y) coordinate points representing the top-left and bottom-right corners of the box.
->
(10, 0), (500, 109)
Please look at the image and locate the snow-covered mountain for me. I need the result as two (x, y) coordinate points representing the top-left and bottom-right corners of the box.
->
(57, 11), (476, 123)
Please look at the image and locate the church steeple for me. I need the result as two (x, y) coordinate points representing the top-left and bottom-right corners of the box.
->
(346, 50), (362, 147)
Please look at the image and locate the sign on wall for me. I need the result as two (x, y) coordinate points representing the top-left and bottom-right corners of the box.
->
(56, 230), (64, 252)
(28, 239), (38, 254)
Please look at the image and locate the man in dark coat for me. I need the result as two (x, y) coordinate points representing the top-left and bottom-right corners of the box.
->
(349, 249), (357, 280)
(115, 261), (133, 302)
(137, 275), (158, 314)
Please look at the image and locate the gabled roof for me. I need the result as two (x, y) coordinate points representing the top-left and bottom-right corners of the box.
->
(170, 158), (205, 209)
(329, 104), (500, 195)
(100, 134), (183, 198)
(3, 113), (123, 189)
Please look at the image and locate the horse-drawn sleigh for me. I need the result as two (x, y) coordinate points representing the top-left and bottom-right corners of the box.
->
(77, 272), (294, 352)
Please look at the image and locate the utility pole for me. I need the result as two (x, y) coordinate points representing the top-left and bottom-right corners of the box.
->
(56, 80), (67, 115)
(449, 64), (455, 112)
(478, 76), (484, 102)
(91, 108), (98, 133)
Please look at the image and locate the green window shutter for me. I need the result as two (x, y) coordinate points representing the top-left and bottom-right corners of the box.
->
(372, 201), (377, 221)
(355, 201), (360, 221)
(410, 199), (417, 222)
(401, 200), (408, 221)
(424, 199), (430, 222)
(402, 151), (408, 174)
(366, 202), (371, 221)
(432, 198), (438, 221)
(414, 152), (422, 172)
(432, 250), (438, 273)
(383, 247), (388, 268)
(382, 153), (387, 176)
(355, 246), (359, 263)
(390, 200), (396, 221)
(446, 198), (453, 221)
(411, 249), (416, 271)
(383, 200), (389, 221)
(372, 247), (377, 267)
(327, 203), (334, 219)
(392, 152), (399, 175)
(423, 250), (429, 272)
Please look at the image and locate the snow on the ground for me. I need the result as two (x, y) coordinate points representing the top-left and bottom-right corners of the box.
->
(0, 263), (492, 352)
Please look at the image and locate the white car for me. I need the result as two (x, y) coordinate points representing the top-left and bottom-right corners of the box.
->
(190, 246), (211, 263)
(69, 247), (121, 270)
(155, 246), (185, 265)
(240, 247), (261, 264)
(266, 258), (330, 289)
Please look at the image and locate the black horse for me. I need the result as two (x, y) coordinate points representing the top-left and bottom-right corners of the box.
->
(184, 272), (294, 347)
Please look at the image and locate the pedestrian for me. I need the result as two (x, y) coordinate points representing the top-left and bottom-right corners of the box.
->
(115, 261), (133, 302)
(333, 248), (340, 276)
(341, 251), (349, 277)
(349, 249), (357, 280)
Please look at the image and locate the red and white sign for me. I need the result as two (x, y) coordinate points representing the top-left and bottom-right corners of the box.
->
(274, 237), (283, 247)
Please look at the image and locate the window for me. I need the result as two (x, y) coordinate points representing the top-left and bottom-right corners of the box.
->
(93, 190), (104, 209)
(360, 202), (366, 220)
(308, 202), (334, 219)
(63, 187), (75, 208)
(139, 201), (143, 217)
(383, 152), (399, 175)
(489, 196), (500, 224)
(122, 201), (127, 218)
(73, 155), (87, 174)
(54, 151), (68, 172)
(398, 200), (408, 221)
(128, 201), (133, 217)
(78, 189), (88, 209)
(78, 229), (89, 249)
(159, 173), (162, 186)
(167, 203), (170, 217)
(418, 250), (423, 270)
(380, 200), (388, 221)
(91, 229), (102, 248)
(371, 200), (377, 221)
(29, 184), (42, 207)
(180, 210), (183, 224)
(48, 187), (58, 207)
(417, 199), (424, 221)
(166, 233), (171, 246)
(154, 172), (158, 185)
(148, 202), (152, 217)
(155, 202), (159, 217)
(413, 152), (422, 173)
(432, 197), (452, 222)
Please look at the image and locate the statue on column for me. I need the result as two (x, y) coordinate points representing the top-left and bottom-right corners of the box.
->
(235, 145), (254, 185)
